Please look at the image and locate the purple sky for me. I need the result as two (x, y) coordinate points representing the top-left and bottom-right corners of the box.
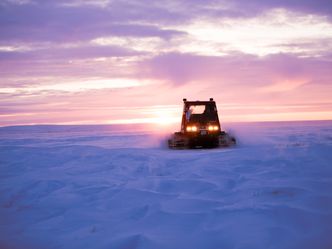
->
(1, 0), (332, 126)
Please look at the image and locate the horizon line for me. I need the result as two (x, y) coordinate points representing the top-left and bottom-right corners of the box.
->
(1, 119), (332, 129)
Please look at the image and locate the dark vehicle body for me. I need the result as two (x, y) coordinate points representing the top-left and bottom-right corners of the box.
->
(168, 98), (236, 149)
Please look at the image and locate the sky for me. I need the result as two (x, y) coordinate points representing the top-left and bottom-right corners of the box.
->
(1, 0), (332, 126)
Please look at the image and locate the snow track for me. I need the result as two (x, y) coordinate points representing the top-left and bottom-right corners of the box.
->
(0, 121), (332, 249)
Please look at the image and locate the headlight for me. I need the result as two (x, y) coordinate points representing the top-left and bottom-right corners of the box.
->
(208, 125), (219, 131)
(186, 126), (197, 132)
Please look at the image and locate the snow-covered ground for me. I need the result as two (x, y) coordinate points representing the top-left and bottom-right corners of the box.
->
(1, 121), (332, 249)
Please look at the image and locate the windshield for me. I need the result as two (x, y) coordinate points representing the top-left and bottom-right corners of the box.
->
(189, 105), (205, 114)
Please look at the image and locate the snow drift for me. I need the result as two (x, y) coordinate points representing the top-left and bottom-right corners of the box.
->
(0, 121), (332, 249)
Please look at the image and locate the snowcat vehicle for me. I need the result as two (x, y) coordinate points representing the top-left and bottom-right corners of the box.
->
(168, 98), (236, 149)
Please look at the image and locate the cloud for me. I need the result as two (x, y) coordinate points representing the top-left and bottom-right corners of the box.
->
(171, 8), (332, 57)
(0, 78), (157, 95)
(141, 52), (332, 94)
(1, 0), (331, 69)
(230, 0), (332, 18)
(0, 1), (185, 45)
(0, 44), (141, 61)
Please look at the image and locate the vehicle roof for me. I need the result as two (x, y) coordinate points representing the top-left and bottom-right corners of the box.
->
(184, 101), (216, 105)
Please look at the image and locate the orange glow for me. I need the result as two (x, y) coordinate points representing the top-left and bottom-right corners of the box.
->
(208, 125), (219, 131)
(186, 126), (198, 132)
(147, 107), (179, 125)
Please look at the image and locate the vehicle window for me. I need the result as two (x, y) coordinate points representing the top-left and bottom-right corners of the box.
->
(189, 105), (206, 114)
